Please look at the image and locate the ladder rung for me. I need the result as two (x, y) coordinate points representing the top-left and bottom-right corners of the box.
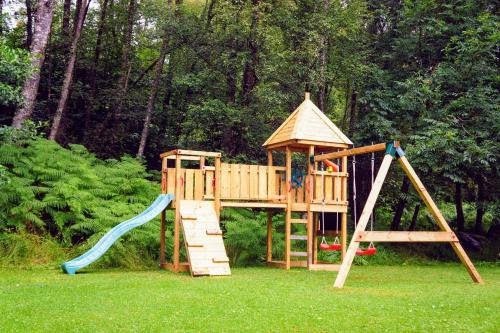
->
(187, 241), (204, 247)
(182, 214), (197, 220)
(212, 257), (230, 263)
(290, 218), (307, 224)
(290, 251), (308, 257)
(206, 229), (223, 235)
(290, 235), (307, 241)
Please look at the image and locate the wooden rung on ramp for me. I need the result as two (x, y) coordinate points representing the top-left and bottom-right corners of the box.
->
(180, 200), (231, 276)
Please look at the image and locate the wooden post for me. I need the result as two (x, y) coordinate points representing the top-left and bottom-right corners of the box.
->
(341, 155), (347, 260)
(214, 155), (221, 221)
(285, 146), (292, 270)
(398, 156), (484, 284)
(307, 146), (314, 267)
(334, 153), (393, 288)
(173, 154), (182, 272)
(266, 210), (273, 262)
(160, 157), (167, 267)
(313, 213), (318, 264)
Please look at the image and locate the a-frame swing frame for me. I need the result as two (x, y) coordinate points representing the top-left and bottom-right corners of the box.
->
(317, 142), (484, 288)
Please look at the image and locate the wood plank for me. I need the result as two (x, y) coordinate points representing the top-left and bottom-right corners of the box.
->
(290, 235), (307, 240)
(290, 218), (307, 224)
(334, 154), (393, 288)
(307, 145), (314, 268)
(167, 168), (176, 196)
(176, 149), (221, 157)
(356, 231), (458, 242)
(221, 201), (287, 209)
(258, 165), (267, 199)
(214, 156), (221, 220)
(249, 165), (259, 199)
(230, 164), (240, 199)
(240, 164), (250, 199)
(185, 169), (194, 200)
(398, 156), (483, 284)
(221, 163), (230, 199)
(206, 229), (223, 235)
(314, 142), (399, 162)
(212, 256), (230, 263)
(173, 155), (182, 272)
(166, 155), (200, 161)
(267, 210), (273, 262)
(205, 171), (214, 198)
(334, 174), (342, 202)
(308, 263), (340, 271)
(285, 147), (292, 269)
(194, 169), (203, 200)
(159, 149), (178, 158)
(325, 175), (333, 201)
(290, 251), (307, 257)
(341, 155), (348, 259)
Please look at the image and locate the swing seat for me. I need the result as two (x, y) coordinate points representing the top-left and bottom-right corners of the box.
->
(356, 247), (377, 256)
(320, 243), (341, 251)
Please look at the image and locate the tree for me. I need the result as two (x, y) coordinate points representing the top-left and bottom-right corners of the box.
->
(12, 0), (55, 128)
(48, 0), (91, 140)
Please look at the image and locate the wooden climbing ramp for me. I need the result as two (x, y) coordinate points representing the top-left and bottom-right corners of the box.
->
(179, 200), (231, 276)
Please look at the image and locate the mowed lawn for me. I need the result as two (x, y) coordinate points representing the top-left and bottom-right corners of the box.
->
(0, 265), (498, 332)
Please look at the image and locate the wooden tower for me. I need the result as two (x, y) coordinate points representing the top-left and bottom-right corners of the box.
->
(263, 92), (352, 270)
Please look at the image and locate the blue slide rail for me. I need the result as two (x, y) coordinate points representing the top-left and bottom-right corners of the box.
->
(61, 193), (174, 274)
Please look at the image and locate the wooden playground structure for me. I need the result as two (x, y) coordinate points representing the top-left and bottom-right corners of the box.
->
(157, 93), (483, 287)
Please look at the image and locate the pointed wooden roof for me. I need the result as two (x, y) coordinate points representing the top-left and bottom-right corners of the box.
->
(263, 93), (352, 149)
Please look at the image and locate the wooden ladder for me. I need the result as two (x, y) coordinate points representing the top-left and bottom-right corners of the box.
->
(180, 200), (231, 276)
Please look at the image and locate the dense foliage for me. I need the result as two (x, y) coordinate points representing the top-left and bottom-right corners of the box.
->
(0, 39), (30, 109)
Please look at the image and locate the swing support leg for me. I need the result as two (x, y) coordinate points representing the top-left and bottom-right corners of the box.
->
(398, 155), (483, 284)
(334, 153), (394, 288)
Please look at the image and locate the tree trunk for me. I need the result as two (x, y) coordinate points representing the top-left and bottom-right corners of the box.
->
(73, 0), (82, 36)
(317, 0), (329, 112)
(62, 0), (71, 41)
(48, 0), (90, 140)
(111, 0), (137, 125)
(347, 91), (357, 136)
(0, 0), (3, 34)
(25, 0), (33, 48)
(475, 177), (486, 234)
(455, 182), (465, 232)
(241, 0), (260, 105)
(408, 204), (420, 231)
(12, 0), (55, 128)
(390, 176), (410, 231)
(137, 2), (172, 157)
(83, 0), (109, 137)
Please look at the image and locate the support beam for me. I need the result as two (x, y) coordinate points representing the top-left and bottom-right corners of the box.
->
(214, 156), (221, 220)
(267, 210), (273, 262)
(307, 145), (314, 267)
(173, 154), (181, 272)
(398, 156), (483, 284)
(315, 141), (399, 162)
(356, 231), (458, 242)
(334, 153), (394, 288)
(285, 147), (292, 270)
(341, 155), (347, 260)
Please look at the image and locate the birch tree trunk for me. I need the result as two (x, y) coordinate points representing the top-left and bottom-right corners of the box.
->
(137, 1), (172, 157)
(25, 0), (33, 48)
(12, 0), (55, 128)
(112, 0), (136, 124)
(48, 0), (91, 140)
(137, 35), (169, 157)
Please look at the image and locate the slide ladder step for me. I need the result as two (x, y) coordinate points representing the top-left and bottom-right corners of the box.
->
(206, 229), (223, 236)
(290, 251), (307, 257)
(212, 257), (230, 263)
(290, 235), (307, 241)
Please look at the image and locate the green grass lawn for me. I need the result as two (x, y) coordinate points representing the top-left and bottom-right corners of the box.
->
(0, 265), (498, 332)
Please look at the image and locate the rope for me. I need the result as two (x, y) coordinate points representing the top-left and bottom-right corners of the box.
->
(352, 153), (357, 228)
(320, 154), (327, 245)
(334, 158), (340, 245)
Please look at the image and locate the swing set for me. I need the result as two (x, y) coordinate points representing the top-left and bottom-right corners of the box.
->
(318, 152), (377, 256)
(156, 92), (482, 287)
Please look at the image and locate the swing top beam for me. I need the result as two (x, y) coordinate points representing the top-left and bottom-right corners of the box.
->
(314, 141), (400, 162)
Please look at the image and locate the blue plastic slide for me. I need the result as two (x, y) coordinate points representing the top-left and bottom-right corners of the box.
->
(61, 193), (174, 274)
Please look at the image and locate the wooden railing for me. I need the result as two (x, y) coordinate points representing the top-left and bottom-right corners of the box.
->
(165, 163), (348, 205)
